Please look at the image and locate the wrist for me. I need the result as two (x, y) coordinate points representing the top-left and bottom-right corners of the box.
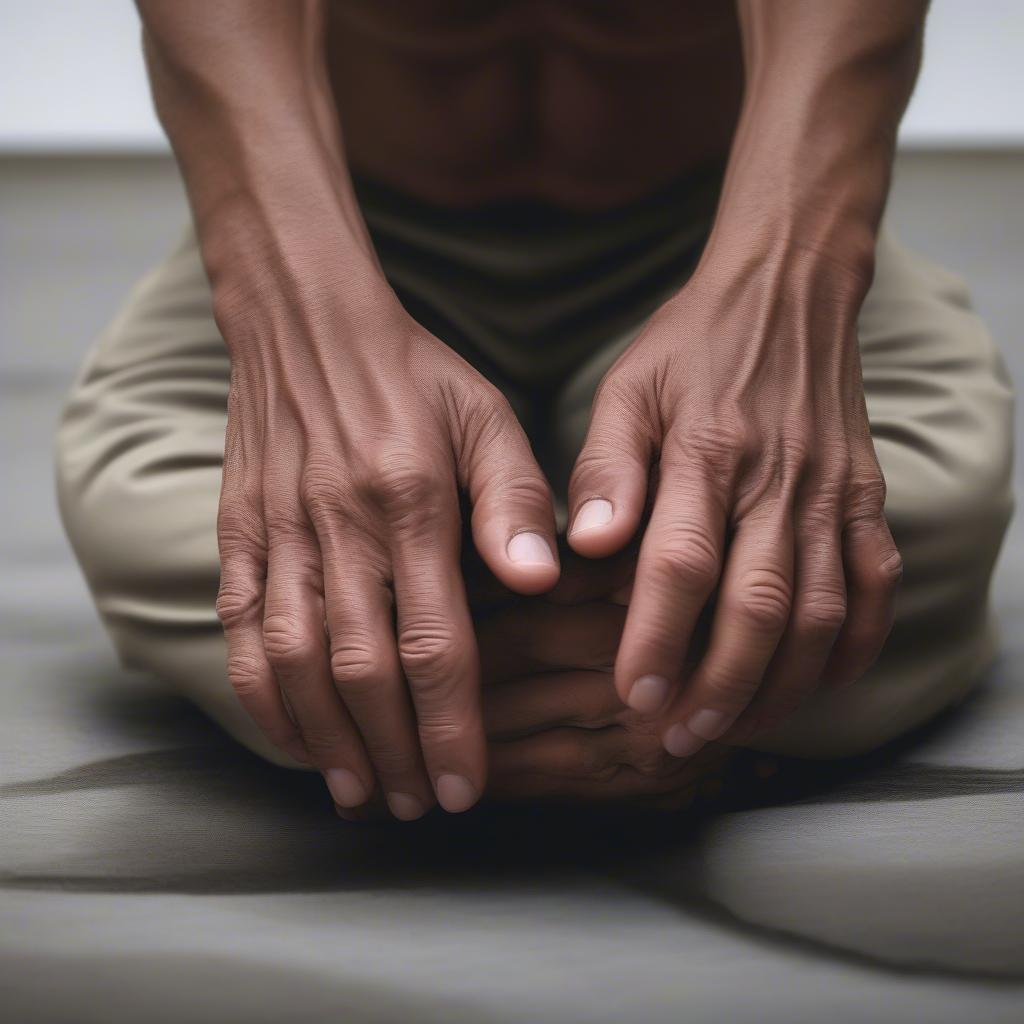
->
(693, 206), (877, 321)
(200, 172), (395, 321)
(205, 209), (398, 359)
(708, 182), (877, 277)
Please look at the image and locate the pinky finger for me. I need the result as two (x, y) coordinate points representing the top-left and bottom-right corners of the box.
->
(823, 514), (902, 690)
(216, 550), (309, 764)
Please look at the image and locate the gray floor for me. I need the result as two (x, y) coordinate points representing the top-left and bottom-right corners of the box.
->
(1, 153), (1022, 1021)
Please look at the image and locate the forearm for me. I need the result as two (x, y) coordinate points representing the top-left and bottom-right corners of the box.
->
(137, 0), (386, 331)
(705, 0), (926, 287)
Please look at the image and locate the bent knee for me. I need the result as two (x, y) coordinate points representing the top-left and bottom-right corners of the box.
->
(57, 389), (222, 605)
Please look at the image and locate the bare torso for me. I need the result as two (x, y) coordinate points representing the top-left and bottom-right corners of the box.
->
(326, 0), (744, 208)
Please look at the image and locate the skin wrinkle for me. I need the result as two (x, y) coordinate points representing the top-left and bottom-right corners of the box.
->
(137, 0), (923, 814)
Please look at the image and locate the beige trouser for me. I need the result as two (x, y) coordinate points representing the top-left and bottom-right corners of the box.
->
(56, 174), (1014, 766)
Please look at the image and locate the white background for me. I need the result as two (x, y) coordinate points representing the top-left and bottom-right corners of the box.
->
(1, 0), (1022, 152)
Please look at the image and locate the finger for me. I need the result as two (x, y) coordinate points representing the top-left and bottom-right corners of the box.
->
(487, 730), (709, 803)
(478, 601), (625, 685)
(614, 464), (725, 715)
(317, 526), (436, 821)
(488, 728), (622, 785)
(262, 531), (375, 807)
(483, 670), (621, 740)
(567, 379), (653, 558)
(463, 395), (560, 595)
(823, 503), (902, 689)
(662, 508), (794, 758)
(216, 546), (310, 765)
(728, 506), (846, 741)
(388, 476), (487, 813)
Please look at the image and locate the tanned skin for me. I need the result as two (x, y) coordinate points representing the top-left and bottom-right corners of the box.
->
(137, 0), (923, 819)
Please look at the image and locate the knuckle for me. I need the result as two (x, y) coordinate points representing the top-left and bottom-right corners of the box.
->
(299, 464), (345, 525)
(773, 431), (814, 470)
(216, 579), (262, 629)
(875, 549), (904, 590)
(568, 448), (625, 495)
(823, 451), (855, 492)
(568, 447), (609, 484)
(463, 385), (517, 442)
(217, 503), (264, 555)
(398, 628), (461, 689)
(795, 592), (847, 635)
(263, 515), (317, 550)
(649, 529), (721, 590)
(591, 370), (632, 412)
(802, 488), (844, 529)
(366, 459), (445, 520)
(572, 388), (654, 477)
(329, 642), (384, 699)
(847, 474), (888, 523)
(262, 615), (319, 672)
(734, 568), (792, 631)
(701, 661), (758, 706)
(494, 470), (552, 511)
(225, 653), (265, 697)
(684, 421), (750, 473)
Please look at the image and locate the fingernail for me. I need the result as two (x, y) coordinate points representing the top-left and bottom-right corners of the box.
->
(323, 768), (368, 808)
(570, 498), (613, 536)
(627, 674), (670, 713)
(663, 724), (706, 758)
(507, 532), (556, 567)
(387, 791), (427, 821)
(436, 773), (478, 813)
(687, 709), (731, 741)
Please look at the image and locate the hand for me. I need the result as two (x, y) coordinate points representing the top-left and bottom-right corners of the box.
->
(566, 253), (902, 757)
(481, 599), (728, 806)
(214, 282), (559, 818)
(330, 584), (721, 819)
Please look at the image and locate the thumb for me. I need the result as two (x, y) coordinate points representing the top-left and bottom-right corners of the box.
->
(462, 395), (560, 596)
(567, 380), (653, 558)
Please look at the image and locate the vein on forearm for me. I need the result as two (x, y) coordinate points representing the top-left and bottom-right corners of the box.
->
(709, 0), (927, 274)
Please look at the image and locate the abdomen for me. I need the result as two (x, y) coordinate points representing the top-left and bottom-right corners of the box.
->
(326, 0), (744, 208)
